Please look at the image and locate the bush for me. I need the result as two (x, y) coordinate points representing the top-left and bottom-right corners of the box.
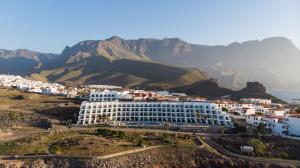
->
(280, 152), (289, 159)
(117, 131), (127, 139)
(96, 129), (128, 140)
(257, 122), (267, 135)
(95, 128), (112, 137)
(8, 112), (22, 121)
(256, 112), (264, 116)
(162, 134), (174, 144)
(11, 95), (25, 100)
(222, 107), (229, 112)
(136, 139), (146, 147)
(0, 142), (18, 153)
(50, 144), (62, 154)
(248, 138), (266, 156)
(183, 134), (191, 140)
(38, 119), (53, 129)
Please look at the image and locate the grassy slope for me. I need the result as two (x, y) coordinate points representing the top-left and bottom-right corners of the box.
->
(31, 56), (208, 89)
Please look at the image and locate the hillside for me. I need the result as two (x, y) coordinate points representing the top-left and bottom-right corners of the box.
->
(31, 56), (208, 89)
(44, 36), (300, 90)
(172, 80), (285, 103)
(119, 36), (300, 90)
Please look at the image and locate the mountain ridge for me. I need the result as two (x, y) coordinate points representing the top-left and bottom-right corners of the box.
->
(63, 36), (298, 90)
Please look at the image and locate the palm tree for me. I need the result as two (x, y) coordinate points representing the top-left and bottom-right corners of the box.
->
(97, 115), (104, 124)
(195, 111), (201, 123)
(98, 114), (110, 125)
(203, 115), (208, 125)
(165, 121), (171, 131)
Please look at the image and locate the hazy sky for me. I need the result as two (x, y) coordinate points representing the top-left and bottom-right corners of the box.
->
(0, 0), (299, 53)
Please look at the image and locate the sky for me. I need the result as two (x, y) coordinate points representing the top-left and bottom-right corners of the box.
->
(0, 0), (299, 53)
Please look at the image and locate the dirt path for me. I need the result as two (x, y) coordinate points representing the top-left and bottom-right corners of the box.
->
(95, 145), (163, 160)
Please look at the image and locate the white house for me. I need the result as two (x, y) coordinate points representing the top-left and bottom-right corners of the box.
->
(283, 115), (300, 137)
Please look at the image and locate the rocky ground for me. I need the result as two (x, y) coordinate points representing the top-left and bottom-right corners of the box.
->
(1, 146), (298, 168)
(0, 87), (79, 131)
(0, 111), (41, 129)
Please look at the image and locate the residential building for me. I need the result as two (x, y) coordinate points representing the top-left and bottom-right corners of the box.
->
(240, 98), (272, 105)
(77, 100), (232, 127)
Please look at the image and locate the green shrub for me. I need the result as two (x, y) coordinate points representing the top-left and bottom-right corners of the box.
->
(162, 134), (174, 144)
(117, 131), (127, 139)
(0, 142), (18, 153)
(248, 138), (266, 156)
(95, 128), (112, 137)
(222, 107), (229, 112)
(8, 112), (22, 121)
(280, 152), (289, 159)
(183, 134), (191, 140)
(49, 144), (62, 154)
(136, 139), (146, 147)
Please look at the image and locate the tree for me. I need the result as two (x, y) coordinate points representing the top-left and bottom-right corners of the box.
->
(50, 144), (62, 155)
(195, 111), (201, 119)
(98, 114), (110, 125)
(194, 111), (201, 124)
(184, 134), (191, 141)
(222, 107), (229, 113)
(256, 112), (264, 116)
(248, 138), (266, 156)
(295, 108), (300, 113)
(257, 122), (267, 137)
(137, 139), (146, 147)
(165, 122), (171, 131)
(65, 119), (72, 129)
(117, 131), (127, 139)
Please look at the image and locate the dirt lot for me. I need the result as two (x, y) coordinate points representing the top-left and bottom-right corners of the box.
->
(0, 128), (194, 156)
(0, 87), (80, 130)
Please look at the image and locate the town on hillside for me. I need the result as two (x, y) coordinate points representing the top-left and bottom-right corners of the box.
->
(1, 74), (300, 139)
(1, 73), (300, 166)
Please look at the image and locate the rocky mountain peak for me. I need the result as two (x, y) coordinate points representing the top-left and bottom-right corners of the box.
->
(242, 82), (267, 94)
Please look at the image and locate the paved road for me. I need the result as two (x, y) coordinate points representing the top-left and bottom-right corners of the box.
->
(202, 136), (300, 166)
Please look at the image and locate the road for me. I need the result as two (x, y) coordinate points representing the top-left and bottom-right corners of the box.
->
(201, 136), (300, 166)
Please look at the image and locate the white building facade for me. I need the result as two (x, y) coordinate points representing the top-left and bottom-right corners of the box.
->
(77, 101), (232, 127)
(240, 98), (272, 105)
(283, 116), (300, 137)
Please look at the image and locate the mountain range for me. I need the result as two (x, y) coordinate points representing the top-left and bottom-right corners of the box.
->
(0, 47), (209, 90)
(1, 36), (299, 102)
(63, 36), (299, 91)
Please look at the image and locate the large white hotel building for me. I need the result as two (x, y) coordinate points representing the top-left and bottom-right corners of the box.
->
(77, 90), (232, 127)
